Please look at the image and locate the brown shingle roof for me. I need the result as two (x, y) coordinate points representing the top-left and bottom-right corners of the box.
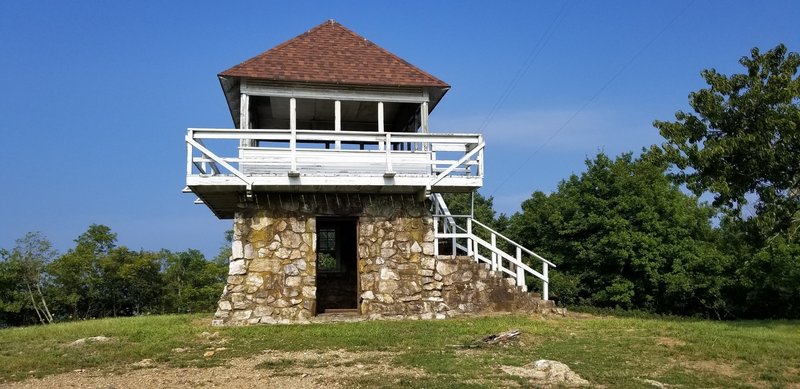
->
(219, 20), (449, 88)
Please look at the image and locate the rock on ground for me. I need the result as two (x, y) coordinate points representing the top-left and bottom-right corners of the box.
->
(501, 359), (589, 387)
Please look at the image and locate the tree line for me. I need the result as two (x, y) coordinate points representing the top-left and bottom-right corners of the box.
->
(1, 44), (797, 326)
(0, 225), (228, 327)
(445, 44), (799, 319)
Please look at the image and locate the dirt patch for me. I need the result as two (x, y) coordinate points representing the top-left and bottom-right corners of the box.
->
(5, 349), (420, 389)
(655, 337), (686, 348)
(685, 360), (739, 378)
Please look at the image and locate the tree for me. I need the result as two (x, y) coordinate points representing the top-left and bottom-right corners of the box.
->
(0, 248), (30, 326)
(508, 151), (731, 317)
(654, 43), (800, 241)
(655, 44), (800, 318)
(48, 224), (117, 319)
(96, 247), (162, 316)
(162, 249), (226, 313)
(8, 232), (56, 324)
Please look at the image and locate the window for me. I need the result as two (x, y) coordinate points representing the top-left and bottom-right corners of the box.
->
(317, 228), (339, 272)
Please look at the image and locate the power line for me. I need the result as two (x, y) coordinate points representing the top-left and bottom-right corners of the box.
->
(489, 0), (697, 197)
(476, 3), (570, 134)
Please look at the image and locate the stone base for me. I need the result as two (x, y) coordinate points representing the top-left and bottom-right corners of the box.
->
(212, 193), (554, 325)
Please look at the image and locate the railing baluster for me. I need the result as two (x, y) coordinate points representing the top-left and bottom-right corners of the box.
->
(542, 262), (549, 300)
(516, 247), (524, 287)
(491, 233), (498, 271)
(385, 133), (393, 174)
(433, 215), (439, 257)
(186, 131), (193, 176)
(466, 218), (473, 259)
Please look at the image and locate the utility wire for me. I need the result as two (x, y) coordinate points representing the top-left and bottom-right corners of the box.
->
(476, 3), (570, 134)
(489, 0), (697, 197)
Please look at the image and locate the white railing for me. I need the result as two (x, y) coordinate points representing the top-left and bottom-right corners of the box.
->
(431, 194), (555, 300)
(186, 128), (484, 191)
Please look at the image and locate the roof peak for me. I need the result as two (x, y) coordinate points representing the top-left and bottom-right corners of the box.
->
(219, 20), (449, 88)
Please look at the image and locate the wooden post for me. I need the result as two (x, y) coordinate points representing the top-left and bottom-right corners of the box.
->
(384, 133), (393, 174)
(478, 139), (484, 177)
(289, 97), (297, 174)
(433, 216), (439, 257)
(334, 100), (341, 150)
(491, 233), (498, 271)
(239, 93), (251, 147)
(542, 263), (549, 300)
(186, 130), (193, 176)
(516, 247), (525, 287)
(378, 101), (385, 151)
(421, 101), (429, 133)
(466, 218), (473, 259)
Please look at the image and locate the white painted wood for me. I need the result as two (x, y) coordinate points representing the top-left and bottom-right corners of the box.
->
(491, 233), (498, 271)
(188, 128), (484, 190)
(240, 82), (426, 103)
(542, 263), (549, 300)
(421, 101), (429, 133)
(334, 100), (341, 150)
(186, 130), (194, 176)
(430, 203), (556, 300)
(185, 136), (252, 190)
(471, 219), (557, 267)
(290, 98), (297, 173)
(466, 218), (473, 258)
(429, 143), (485, 187)
(378, 101), (385, 151)
(239, 93), (251, 147)
(187, 175), (481, 192)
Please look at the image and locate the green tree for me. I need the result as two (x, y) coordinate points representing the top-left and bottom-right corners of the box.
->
(655, 44), (800, 318)
(654, 43), (799, 240)
(96, 247), (162, 316)
(48, 224), (117, 319)
(0, 248), (30, 326)
(508, 151), (731, 317)
(8, 232), (56, 324)
(162, 249), (226, 313)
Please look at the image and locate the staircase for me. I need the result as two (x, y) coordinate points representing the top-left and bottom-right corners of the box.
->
(430, 193), (555, 301)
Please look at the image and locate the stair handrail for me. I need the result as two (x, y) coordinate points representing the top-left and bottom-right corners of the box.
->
(469, 218), (557, 268)
(430, 194), (555, 300)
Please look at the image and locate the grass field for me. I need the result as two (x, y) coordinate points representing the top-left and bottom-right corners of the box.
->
(1, 312), (798, 388)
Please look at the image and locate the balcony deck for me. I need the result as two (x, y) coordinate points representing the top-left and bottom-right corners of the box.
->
(185, 129), (484, 218)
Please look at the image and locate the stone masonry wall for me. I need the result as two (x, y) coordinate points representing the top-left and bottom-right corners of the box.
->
(213, 211), (316, 325)
(213, 193), (551, 325)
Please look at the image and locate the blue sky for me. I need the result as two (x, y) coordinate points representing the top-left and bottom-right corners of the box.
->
(1, 1), (799, 257)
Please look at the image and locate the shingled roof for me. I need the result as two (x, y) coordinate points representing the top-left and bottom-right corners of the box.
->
(219, 20), (449, 88)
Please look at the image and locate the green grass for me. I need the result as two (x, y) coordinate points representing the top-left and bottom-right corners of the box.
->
(1, 313), (799, 387)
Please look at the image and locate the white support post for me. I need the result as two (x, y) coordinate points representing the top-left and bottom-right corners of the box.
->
(421, 102), (429, 152)
(378, 101), (385, 151)
(516, 247), (525, 287)
(433, 216), (439, 257)
(466, 218), (473, 258)
(334, 100), (341, 150)
(289, 97), (298, 175)
(451, 228), (456, 257)
(420, 101), (429, 133)
(239, 93), (251, 147)
(542, 263), (549, 300)
(186, 130), (193, 176)
(384, 132), (393, 175)
(478, 140), (484, 177)
(491, 233), (498, 271)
